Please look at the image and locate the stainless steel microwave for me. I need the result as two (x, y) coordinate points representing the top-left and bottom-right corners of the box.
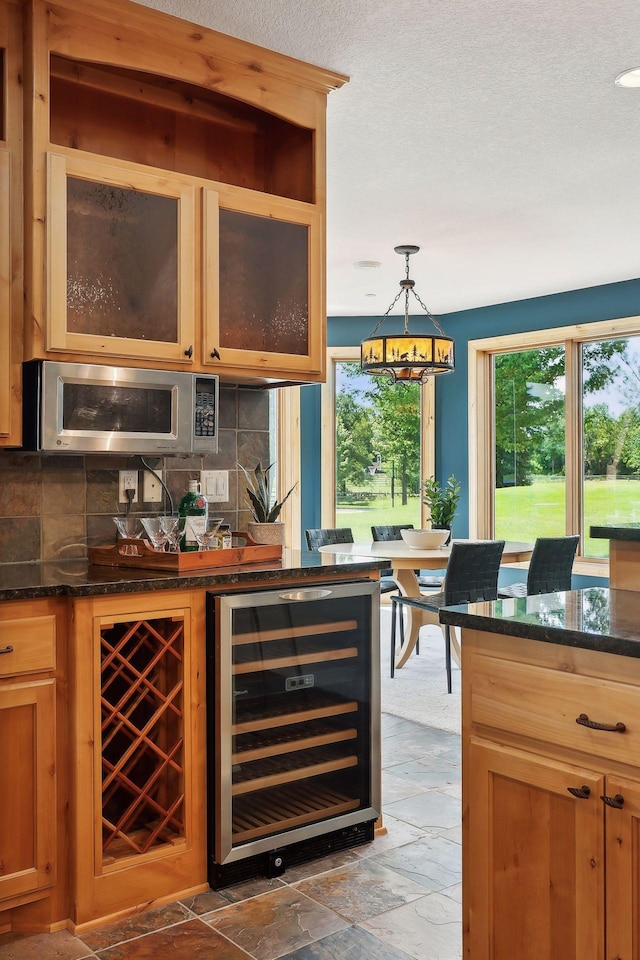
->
(22, 360), (219, 454)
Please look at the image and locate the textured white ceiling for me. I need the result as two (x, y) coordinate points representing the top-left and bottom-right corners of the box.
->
(136, 0), (640, 316)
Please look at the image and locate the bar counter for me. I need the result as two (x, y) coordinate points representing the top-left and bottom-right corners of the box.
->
(0, 549), (387, 601)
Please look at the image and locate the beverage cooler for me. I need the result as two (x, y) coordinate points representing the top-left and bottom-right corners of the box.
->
(206, 581), (380, 888)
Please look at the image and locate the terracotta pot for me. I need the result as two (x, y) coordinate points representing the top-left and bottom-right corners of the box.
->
(247, 521), (286, 546)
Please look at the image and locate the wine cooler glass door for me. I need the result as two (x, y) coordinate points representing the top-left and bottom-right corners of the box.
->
(209, 581), (380, 866)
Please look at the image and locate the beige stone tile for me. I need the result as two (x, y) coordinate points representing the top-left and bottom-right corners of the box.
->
(360, 891), (461, 960)
(293, 859), (427, 923)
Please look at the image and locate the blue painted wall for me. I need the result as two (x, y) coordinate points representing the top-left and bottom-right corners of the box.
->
(300, 278), (640, 583)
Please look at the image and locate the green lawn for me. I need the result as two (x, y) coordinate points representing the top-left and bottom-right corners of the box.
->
(496, 478), (640, 556)
(334, 478), (640, 554)
(336, 498), (421, 541)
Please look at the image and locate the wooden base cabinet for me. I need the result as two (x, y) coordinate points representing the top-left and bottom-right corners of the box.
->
(0, 680), (56, 903)
(69, 589), (207, 929)
(463, 630), (640, 960)
(0, 598), (67, 933)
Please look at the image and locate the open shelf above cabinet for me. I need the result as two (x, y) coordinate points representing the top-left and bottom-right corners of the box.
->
(49, 56), (315, 203)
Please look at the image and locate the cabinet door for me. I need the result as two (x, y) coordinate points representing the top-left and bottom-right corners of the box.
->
(603, 775), (640, 960)
(466, 739), (604, 960)
(0, 679), (56, 900)
(47, 152), (196, 363)
(203, 188), (323, 379)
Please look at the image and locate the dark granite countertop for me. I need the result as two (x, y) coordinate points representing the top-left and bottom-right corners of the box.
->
(439, 587), (640, 658)
(0, 550), (387, 601)
(590, 524), (640, 541)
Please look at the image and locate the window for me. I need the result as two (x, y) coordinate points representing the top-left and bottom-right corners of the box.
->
(321, 348), (434, 538)
(470, 317), (640, 566)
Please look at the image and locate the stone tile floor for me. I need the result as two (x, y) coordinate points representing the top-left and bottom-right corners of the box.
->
(0, 715), (461, 960)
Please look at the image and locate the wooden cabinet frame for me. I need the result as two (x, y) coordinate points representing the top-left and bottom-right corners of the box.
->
(23, 0), (347, 384)
(0, 0), (23, 446)
(70, 589), (207, 929)
(47, 152), (196, 363)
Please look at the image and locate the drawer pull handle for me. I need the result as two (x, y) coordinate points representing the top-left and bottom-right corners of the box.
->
(0, 644), (13, 655)
(576, 713), (626, 733)
(567, 785), (591, 799)
(601, 793), (625, 809)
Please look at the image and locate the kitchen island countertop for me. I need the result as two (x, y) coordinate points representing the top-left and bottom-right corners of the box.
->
(439, 586), (640, 659)
(0, 549), (387, 601)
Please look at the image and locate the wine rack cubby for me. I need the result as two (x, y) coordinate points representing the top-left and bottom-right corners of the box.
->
(100, 616), (185, 864)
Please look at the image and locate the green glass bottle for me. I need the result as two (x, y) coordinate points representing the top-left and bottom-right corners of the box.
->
(178, 479), (208, 551)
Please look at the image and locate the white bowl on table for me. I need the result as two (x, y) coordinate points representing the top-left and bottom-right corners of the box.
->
(400, 528), (449, 550)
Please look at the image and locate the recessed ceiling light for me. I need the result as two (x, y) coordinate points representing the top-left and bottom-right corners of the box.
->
(365, 293), (377, 297)
(353, 260), (382, 270)
(615, 67), (640, 88)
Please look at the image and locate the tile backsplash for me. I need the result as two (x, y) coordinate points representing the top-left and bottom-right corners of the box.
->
(0, 386), (272, 564)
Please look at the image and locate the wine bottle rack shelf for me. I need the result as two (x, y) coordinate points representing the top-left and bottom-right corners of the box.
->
(100, 616), (185, 862)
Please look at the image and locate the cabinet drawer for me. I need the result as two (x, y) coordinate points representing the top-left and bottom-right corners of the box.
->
(470, 656), (640, 767)
(0, 616), (56, 676)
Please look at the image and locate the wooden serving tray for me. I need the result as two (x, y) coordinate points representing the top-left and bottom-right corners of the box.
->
(88, 534), (282, 571)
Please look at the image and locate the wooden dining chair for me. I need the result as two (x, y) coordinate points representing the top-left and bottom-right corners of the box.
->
(390, 540), (506, 691)
(498, 535), (579, 598)
(304, 527), (398, 593)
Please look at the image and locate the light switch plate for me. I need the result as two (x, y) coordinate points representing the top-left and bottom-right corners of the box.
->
(201, 469), (229, 502)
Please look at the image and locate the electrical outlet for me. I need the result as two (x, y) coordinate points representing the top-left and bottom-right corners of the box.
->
(118, 469), (139, 504)
(143, 470), (163, 503)
(201, 469), (229, 502)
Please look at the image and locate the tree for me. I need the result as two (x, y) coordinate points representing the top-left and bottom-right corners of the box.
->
(583, 404), (616, 475)
(365, 377), (420, 505)
(495, 340), (629, 487)
(335, 387), (373, 494)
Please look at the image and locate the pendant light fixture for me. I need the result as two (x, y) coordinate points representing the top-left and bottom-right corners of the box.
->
(360, 245), (455, 383)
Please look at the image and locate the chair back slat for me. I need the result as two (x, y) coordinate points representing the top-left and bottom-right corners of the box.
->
(526, 535), (579, 594)
(305, 528), (354, 551)
(371, 524), (414, 541)
(443, 540), (505, 606)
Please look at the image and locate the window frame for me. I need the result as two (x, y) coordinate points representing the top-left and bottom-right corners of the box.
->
(469, 315), (640, 575)
(320, 346), (435, 528)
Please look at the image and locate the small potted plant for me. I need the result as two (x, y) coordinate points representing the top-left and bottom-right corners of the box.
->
(239, 461), (297, 545)
(422, 474), (461, 543)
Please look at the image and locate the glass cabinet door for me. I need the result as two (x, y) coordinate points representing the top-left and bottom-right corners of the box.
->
(47, 153), (195, 363)
(203, 188), (323, 378)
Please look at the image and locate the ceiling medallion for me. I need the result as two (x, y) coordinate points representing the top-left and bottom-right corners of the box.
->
(360, 245), (455, 383)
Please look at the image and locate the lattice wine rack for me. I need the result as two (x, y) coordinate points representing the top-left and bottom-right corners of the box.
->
(100, 615), (185, 864)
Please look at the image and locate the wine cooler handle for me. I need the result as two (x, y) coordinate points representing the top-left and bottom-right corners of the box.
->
(278, 589), (333, 602)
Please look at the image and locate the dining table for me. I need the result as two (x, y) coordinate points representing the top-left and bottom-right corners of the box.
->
(317, 539), (534, 670)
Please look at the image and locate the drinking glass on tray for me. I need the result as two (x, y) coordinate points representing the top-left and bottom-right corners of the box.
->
(194, 517), (224, 551)
(140, 517), (169, 552)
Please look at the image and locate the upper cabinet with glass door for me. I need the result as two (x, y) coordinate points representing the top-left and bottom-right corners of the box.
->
(23, 0), (347, 382)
